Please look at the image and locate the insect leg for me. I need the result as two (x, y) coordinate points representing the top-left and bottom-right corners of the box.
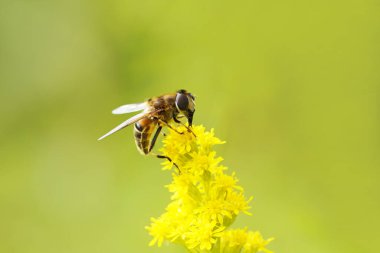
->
(179, 122), (197, 137)
(172, 114), (196, 137)
(149, 126), (162, 152)
(152, 153), (180, 173)
(173, 113), (181, 123)
(157, 119), (184, 135)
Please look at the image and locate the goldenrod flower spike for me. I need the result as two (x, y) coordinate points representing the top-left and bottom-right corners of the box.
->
(146, 125), (273, 253)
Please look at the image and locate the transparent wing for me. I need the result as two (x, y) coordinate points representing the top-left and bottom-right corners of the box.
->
(98, 111), (148, 141)
(112, 102), (147, 114)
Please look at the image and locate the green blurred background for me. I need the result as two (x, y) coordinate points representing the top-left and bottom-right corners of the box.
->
(0, 0), (379, 252)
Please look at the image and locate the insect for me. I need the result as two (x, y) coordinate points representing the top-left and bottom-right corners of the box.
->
(98, 89), (196, 164)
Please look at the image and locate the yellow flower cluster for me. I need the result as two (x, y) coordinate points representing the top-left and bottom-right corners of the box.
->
(146, 125), (273, 253)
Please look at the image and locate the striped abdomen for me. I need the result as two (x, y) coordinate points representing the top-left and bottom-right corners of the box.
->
(134, 118), (157, 155)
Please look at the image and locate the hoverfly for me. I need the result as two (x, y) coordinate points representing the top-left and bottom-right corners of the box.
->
(98, 89), (196, 164)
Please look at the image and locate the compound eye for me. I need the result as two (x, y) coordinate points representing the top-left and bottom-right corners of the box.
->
(176, 93), (189, 111)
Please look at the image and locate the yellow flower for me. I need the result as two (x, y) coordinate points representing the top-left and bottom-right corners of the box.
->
(243, 231), (274, 253)
(213, 172), (243, 193)
(220, 229), (274, 253)
(225, 192), (253, 216)
(146, 217), (171, 247)
(220, 228), (248, 252)
(185, 219), (225, 250)
(146, 124), (273, 253)
(194, 198), (232, 224)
